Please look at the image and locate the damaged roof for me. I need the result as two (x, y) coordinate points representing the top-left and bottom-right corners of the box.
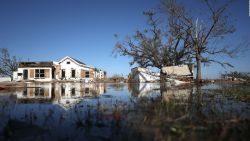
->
(18, 62), (54, 68)
(161, 65), (193, 76)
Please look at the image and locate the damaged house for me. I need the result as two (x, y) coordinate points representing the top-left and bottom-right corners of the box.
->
(128, 67), (160, 83)
(13, 56), (106, 82)
(128, 65), (193, 83)
(161, 65), (194, 81)
(13, 62), (54, 81)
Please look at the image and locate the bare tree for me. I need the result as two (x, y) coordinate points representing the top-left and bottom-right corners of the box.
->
(114, 0), (249, 83)
(113, 11), (190, 70)
(161, 0), (248, 82)
(0, 48), (18, 80)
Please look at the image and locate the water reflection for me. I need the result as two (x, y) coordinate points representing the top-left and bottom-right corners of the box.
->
(0, 82), (249, 141)
(128, 83), (160, 97)
(16, 83), (106, 108)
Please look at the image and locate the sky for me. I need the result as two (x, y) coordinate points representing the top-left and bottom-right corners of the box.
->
(0, 0), (249, 78)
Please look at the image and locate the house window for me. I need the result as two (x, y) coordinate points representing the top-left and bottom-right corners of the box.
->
(71, 70), (76, 77)
(35, 69), (45, 78)
(67, 61), (70, 64)
(62, 69), (65, 78)
(85, 71), (89, 78)
(18, 73), (22, 76)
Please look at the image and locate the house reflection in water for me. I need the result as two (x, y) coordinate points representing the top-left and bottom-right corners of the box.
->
(128, 83), (192, 101)
(161, 88), (192, 102)
(16, 83), (107, 109)
(128, 83), (161, 97)
(18, 83), (53, 102)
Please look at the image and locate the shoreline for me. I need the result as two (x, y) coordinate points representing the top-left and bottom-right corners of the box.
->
(0, 79), (248, 93)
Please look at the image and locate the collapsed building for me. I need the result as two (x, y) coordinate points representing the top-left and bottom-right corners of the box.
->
(128, 65), (193, 84)
(128, 67), (160, 83)
(161, 64), (194, 81)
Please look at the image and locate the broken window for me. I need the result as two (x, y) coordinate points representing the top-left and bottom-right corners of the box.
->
(85, 71), (89, 78)
(62, 69), (65, 78)
(35, 69), (45, 78)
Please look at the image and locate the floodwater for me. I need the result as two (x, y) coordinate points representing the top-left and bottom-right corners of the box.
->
(0, 82), (249, 141)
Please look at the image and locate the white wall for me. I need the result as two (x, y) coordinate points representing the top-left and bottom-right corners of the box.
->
(13, 68), (25, 81)
(60, 58), (93, 80)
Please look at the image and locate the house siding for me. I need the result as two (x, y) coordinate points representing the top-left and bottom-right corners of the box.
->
(90, 70), (94, 78)
(45, 69), (50, 78)
(29, 69), (34, 78)
(81, 70), (85, 78)
(55, 65), (61, 79)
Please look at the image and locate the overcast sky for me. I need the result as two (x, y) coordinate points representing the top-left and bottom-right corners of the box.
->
(0, 0), (249, 78)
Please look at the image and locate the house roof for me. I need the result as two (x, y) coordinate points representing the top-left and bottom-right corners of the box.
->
(18, 62), (54, 68)
(70, 56), (86, 65)
(58, 56), (94, 69)
(161, 65), (193, 76)
(58, 56), (86, 65)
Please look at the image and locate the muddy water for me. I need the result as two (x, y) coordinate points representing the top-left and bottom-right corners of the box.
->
(0, 82), (249, 141)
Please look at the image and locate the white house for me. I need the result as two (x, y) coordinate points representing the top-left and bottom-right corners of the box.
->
(13, 56), (106, 82)
(55, 56), (95, 82)
(94, 69), (106, 79)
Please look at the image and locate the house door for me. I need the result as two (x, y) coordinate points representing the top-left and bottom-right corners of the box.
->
(23, 69), (28, 80)
(71, 70), (75, 78)
(62, 69), (65, 78)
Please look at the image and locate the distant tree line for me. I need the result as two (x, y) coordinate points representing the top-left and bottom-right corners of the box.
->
(221, 71), (250, 81)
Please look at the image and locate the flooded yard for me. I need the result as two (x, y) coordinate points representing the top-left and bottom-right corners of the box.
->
(0, 82), (250, 141)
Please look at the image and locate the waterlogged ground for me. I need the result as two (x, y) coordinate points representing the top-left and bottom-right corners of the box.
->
(0, 82), (250, 141)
